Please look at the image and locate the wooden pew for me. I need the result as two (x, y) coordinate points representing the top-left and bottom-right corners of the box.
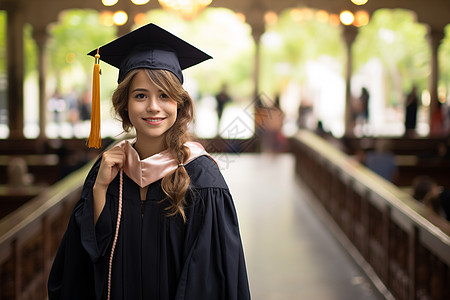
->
(291, 130), (450, 300)
(339, 136), (450, 187)
(0, 185), (48, 219)
(395, 161), (450, 187)
(341, 136), (448, 156)
(0, 154), (61, 185)
(0, 138), (114, 185)
(0, 162), (92, 300)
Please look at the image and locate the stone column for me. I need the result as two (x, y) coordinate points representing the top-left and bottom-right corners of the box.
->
(343, 26), (357, 137)
(6, 3), (25, 139)
(33, 28), (49, 140)
(245, 1), (265, 101)
(252, 28), (263, 101)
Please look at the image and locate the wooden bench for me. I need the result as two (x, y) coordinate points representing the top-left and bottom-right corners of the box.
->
(0, 162), (91, 299)
(291, 131), (450, 300)
(345, 138), (450, 187)
(395, 161), (450, 187)
(0, 154), (61, 185)
(0, 185), (48, 219)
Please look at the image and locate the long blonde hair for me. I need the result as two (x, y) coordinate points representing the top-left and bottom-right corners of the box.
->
(112, 68), (194, 222)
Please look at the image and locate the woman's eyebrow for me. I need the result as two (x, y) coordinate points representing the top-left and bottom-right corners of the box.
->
(130, 88), (149, 93)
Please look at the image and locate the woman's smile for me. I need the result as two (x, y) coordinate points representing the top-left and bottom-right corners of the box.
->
(143, 117), (166, 125)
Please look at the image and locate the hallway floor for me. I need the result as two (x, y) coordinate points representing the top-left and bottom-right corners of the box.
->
(216, 153), (384, 300)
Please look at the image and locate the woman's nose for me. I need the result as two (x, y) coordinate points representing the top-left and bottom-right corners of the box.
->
(147, 97), (160, 112)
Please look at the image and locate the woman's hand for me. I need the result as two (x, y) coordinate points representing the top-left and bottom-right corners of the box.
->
(93, 146), (125, 223)
(94, 146), (126, 189)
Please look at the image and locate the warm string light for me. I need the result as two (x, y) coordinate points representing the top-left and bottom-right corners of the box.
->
(131, 0), (150, 4)
(134, 13), (148, 25)
(339, 10), (370, 26)
(99, 11), (114, 26)
(340, 10), (354, 25)
(113, 11), (128, 25)
(285, 8), (367, 28)
(158, 0), (213, 19)
(354, 10), (369, 27)
(235, 12), (246, 23)
(101, 0), (148, 26)
(102, 0), (150, 5)
(264, 11), (278, 25)
(102, 0), (118, 6)
(351, 0), (369, 5)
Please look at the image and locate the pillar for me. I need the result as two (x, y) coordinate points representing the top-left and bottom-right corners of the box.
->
(343, 26), (357, 137)
(245, 0), (265, 101)
(6, 3), (25, 139)
(33, 27), (48, 140)
(252, 28), (263, 101)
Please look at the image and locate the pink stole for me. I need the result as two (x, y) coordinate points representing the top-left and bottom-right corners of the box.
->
(116, 139), (208, 188)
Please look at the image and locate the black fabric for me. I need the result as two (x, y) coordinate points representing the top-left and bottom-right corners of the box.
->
(48, 155), (250, 300)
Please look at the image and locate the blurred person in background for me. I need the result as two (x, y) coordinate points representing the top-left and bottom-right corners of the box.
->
(404, 86), (419, 137)
(364, 139), (398, 182)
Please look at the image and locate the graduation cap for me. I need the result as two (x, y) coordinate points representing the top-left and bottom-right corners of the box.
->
(85, 23), (212, 148)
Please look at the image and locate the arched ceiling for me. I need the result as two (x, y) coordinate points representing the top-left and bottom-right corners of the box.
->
(1, 0), (449, 33)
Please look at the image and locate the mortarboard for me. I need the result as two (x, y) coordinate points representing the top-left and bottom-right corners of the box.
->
(85, 23), (212, 148)
(87, 23), (212, 84)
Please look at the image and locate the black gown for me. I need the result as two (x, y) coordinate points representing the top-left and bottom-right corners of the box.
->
(48, 155), (251, 300)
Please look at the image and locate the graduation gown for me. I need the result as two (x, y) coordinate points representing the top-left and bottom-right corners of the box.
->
(48, 143), (250, 300)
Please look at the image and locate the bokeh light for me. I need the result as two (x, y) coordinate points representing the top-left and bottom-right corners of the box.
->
(354, 10), (370, 27)
(134, 13), (147, 26)
(102, 0), (118, 6)
(351, 0), (369, 5)
(99, 11), (114, 26)
(131, 0), (150, 4)
(340, 10), (354, 26)
(65, 52), (76, 63)
(264, 11), (278, 25)
(113, 11), (128, 25)
(235, 12), (246, 23)
(290, 8), (304, 23)
(329, 14), (341, 26)
(316, 10), (329, 23)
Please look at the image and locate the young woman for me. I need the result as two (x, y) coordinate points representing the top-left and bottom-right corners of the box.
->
(48, 24), (251, 300)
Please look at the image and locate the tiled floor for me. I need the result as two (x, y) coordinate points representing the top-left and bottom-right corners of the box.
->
(216, 153), (384, 300)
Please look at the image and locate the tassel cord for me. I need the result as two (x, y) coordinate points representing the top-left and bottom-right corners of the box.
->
(107, 169), (123, 300)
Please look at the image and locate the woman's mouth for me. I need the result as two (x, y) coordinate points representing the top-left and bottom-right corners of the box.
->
(143, 117), (165, 125)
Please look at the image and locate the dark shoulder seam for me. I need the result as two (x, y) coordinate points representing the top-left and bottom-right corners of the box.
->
(185, 155), (228, 189)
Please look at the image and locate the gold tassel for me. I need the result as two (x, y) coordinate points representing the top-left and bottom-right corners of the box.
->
(87, 48), (101, 148)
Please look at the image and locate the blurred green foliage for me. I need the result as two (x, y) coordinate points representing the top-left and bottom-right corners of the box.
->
(0, 11), (5, 76)
(353, 9), (431, 105)
(260, 9), (346, 97)
(0, 7), (449, 105)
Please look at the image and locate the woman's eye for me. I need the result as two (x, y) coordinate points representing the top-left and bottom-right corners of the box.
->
(160, 93), (169, 99)
(135, 93), (146, 99)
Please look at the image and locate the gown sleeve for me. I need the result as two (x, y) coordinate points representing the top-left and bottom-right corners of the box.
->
(175, 158), (251, 300)
(48, 158), (114, 300)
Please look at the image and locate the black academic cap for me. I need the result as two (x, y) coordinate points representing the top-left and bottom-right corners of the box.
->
(87, 23), (212, 84)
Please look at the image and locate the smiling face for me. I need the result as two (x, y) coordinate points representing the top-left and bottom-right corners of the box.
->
(127, 70), (178, 142)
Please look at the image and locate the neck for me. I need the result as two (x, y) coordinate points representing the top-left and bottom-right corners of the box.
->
(134, 134), (167, 160)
